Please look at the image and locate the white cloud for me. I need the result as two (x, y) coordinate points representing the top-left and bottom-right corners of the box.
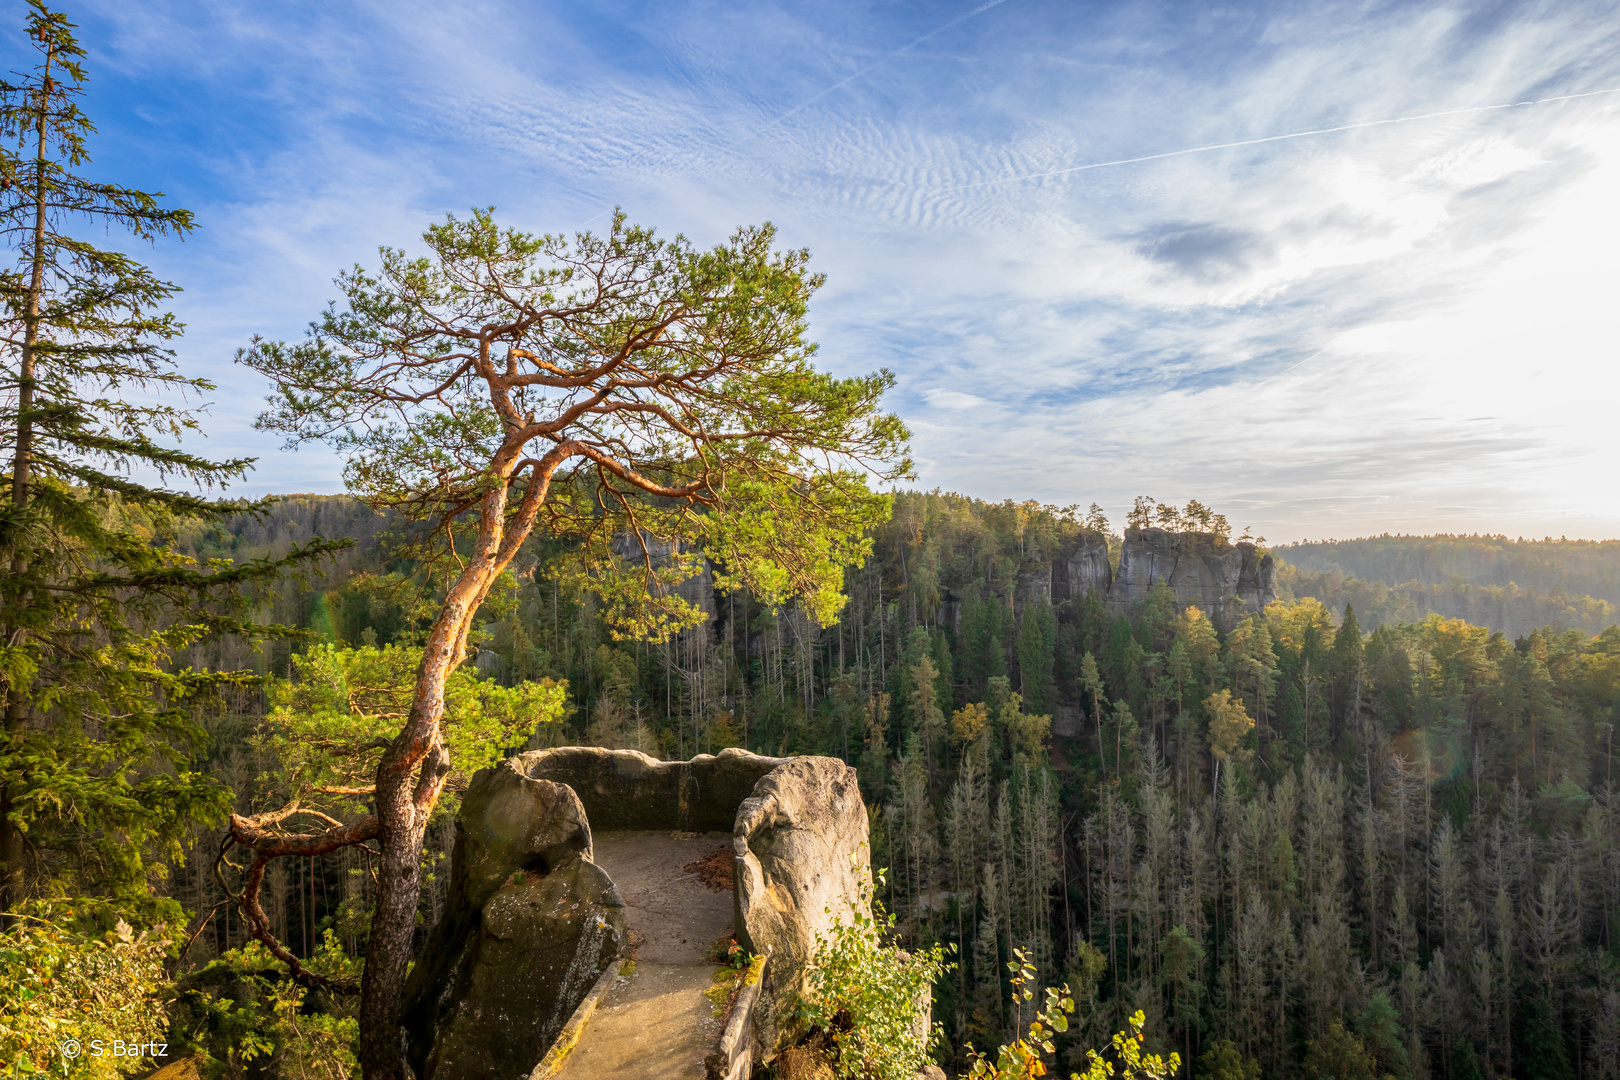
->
(939, 117), (1620, 541)
(62, 0), (1620, 535)
(920, 389), (995, 412)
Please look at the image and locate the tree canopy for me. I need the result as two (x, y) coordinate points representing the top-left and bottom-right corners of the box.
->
(241, 209), (910, 638)
(0, 0), (331, 923)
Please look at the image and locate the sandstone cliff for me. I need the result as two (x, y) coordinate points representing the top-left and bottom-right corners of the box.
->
(1060, 527), (1275, 630)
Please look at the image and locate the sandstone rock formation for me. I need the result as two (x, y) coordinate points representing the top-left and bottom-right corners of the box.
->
(1060, 527), (1274, 631)
(732, 756), (871, 1055)
(1060, 530), (1113, 603)
(521, 745), (784, 832)
(400, 765), (614, 1080)
(1109, 527), (1274, 627)
(419, 856), (624, 1080)
(402, 746), (870, 1079)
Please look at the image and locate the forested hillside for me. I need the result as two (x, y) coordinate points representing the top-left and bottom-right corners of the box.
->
(1280, 536), (1620, 602)
(10, 7), (1620, 1079)
(1276, 535), (1620, 637)
(154, 491), (1620, 1079)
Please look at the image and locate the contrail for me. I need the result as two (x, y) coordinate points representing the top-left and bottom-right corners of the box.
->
(769, 0), (1014, 126)
(945, 85), (1620, 191)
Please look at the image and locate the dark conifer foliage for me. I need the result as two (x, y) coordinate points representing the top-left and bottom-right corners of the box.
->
(0, 2), (339, 922)
(159, 490), (1620, 1077)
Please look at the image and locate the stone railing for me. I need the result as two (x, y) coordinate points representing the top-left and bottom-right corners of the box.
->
(529, 958), (626, 1080)
(731, 757), (870, 1058)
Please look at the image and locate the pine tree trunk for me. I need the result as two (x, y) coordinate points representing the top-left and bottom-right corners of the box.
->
(357, 632), (457, 1079)
(358, 776), (433, 1079)
(356, 454), (542, 1079)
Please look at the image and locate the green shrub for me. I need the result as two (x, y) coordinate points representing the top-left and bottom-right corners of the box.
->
(964, 950), (1180, 1080)
(169, 932), (360, 1080)
(0, 913), (168, 1078)
(795, 871), (952, 1080)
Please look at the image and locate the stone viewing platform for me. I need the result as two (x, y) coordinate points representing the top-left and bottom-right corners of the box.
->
(546, 830), (737, 1080)
(399, 747), (869, 1080)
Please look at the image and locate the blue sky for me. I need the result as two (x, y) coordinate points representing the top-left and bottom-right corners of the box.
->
(34, 0), (1620, 541)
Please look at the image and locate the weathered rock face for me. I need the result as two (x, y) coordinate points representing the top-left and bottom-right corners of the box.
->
(733, 756), (870, 1057)
(1057, 527), (1275, 631)
(420, 856), (624, 1080)
(1051, 703), (1083, 739)
(405, 747), (863, 1077)
(455, 759), (595, 905)
(1060, 531), (1113, 603)
(521, 745), (787, 833)
(1109, 528), (1274, 628)
(401, 763), (611, 1080)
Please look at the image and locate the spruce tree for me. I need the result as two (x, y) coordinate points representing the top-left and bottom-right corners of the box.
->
(929, 627), (954, 715)
(1331, 603), (1364, 742)
(1081, 652), (1106, 778)
(0, 2), (330, 921)
(1015, 597), (1056, 716)
(1519, 996), (1574, 1080)
(1451, 1036), (1486, 1080)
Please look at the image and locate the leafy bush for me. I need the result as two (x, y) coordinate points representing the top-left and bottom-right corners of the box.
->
(795, 872), (952, 1080)
(0, 913), (168, 1077)
(169, 932), (360, 1080)
(965, 950), (1179, 1080)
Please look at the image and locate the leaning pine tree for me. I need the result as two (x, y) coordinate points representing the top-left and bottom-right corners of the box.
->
(0, 2), (336, 924)
(237, 208), (911, 1079)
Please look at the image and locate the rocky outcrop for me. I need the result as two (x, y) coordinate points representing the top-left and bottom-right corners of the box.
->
(1059, 528), (1275, 631)
(732, 756), (871, 1056)
(1060, 531), (1113, 603)
(420, 856), (624, 1080)
(1109, 528), (1274, 628)
(404, 747), (868, 1079)
(455, 762), (595, 904)
(519, 745), (786, 833)
(401, 765), (613, 1079)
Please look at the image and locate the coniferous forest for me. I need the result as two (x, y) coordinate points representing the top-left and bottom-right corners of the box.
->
(126, 491), (1620, 1080)
(5, 8), (1620, 1080)
(1275, 535), (1620, 638)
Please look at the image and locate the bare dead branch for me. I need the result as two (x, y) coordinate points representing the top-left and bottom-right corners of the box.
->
(175, 898), (232, 968)
(238, 852), (358, 994)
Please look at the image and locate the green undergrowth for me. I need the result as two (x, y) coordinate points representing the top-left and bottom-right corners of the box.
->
(706, 938), (764, 1019)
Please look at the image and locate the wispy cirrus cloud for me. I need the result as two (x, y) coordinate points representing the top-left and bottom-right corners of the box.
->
(55, 0), (1620, 537)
